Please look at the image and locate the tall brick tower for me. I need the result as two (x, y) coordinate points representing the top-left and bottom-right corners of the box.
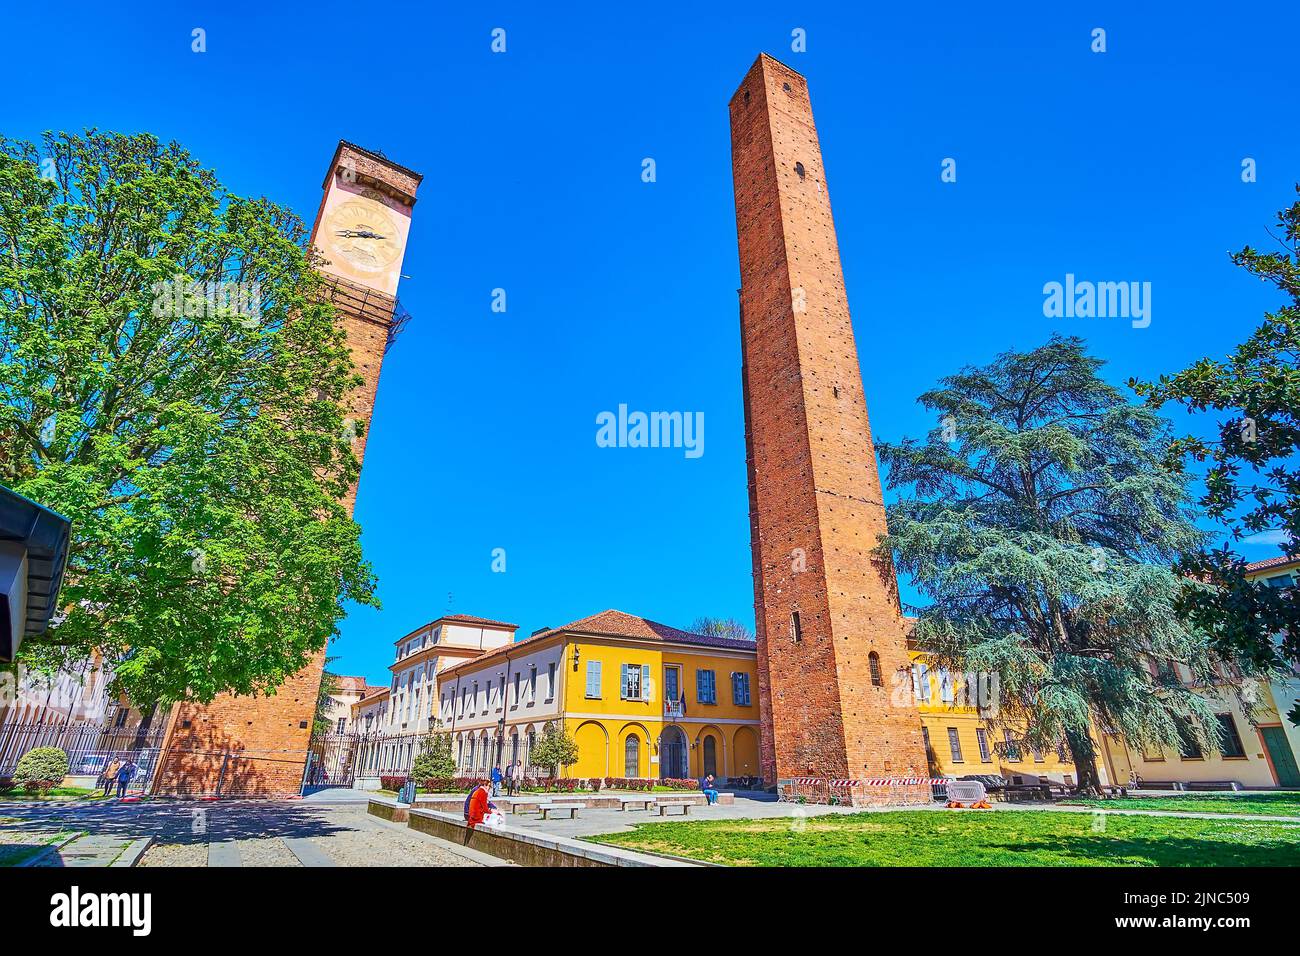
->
(730, 54), (929, 804)
(154, 142), (421, 797)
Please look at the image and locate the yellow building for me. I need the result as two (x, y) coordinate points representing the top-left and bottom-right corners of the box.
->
(908, 647), (1080, 785)
(436, 610), (762, 782)
(435, 600), (1299, 791)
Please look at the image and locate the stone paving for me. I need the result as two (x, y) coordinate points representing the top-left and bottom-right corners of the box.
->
(0, 796), (494, 867)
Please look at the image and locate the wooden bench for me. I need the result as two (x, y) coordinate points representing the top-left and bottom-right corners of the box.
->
(657, 800), (693, 817)
(540, 802), (582, 820)
(619, 796), (653, 811)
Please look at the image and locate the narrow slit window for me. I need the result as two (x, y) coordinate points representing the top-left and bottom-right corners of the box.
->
(790, 610), (802, 643)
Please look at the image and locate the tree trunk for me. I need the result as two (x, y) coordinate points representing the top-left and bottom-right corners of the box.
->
(1065, 726), (1103, 794)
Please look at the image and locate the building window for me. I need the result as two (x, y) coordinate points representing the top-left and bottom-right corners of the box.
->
(625, 734), (640, 777)
(976, 728), (992, 763)
(696, 669), (717, 704)
(472, 681), (480, 714)
(336, 717), (346, 734)
(946, 728), (967, 764)
(1216, 714), (1246, 758)
(913, 663), (930, 702)
(664, 666), (681, 704)
(938, 668), (954, 703)
(1139, 738), (1164, 761)
(732, 672), (752, 706)
(546, 662), (556, 702)
(1032, 746), (1044, 763)
(512, 672), (521, 709)
(529, 665), (537, 703)
(1176, 719), (1204, 760)
(585, 660), (602, 699)
(621, 663), (650, 701)
(921, 726), (934, 763)
(1003, 730), (1022, 762)
(1266, 573), (1294, 589)
(790, 610), (802, 643)
(868, 652), (882, 687)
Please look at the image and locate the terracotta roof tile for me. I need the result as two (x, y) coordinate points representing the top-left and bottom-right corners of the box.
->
(439, 609), (755, 678)
(1243, 554), (1299, 574)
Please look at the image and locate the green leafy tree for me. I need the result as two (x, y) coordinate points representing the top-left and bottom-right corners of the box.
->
(411, 731), (457, 781)
(0, 130), (377, 705)
(878, 336), (1250, 792)
(530, 720), (579, 777)
(1134, 188), (1300, 724)
(15, 746), (69, 794)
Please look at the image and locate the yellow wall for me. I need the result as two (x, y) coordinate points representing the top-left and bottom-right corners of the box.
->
(1101, 677), (1285, 788)
(562, 638), (761, 780)
(910, 650), (1079, 783)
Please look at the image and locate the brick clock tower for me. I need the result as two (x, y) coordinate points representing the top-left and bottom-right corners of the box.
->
(154, 142), (422, 797)
(730, 55), (929, 805)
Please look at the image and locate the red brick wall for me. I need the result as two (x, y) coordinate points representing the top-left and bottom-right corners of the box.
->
(154, 147), (417, 798)
(731, 55), (928, 800)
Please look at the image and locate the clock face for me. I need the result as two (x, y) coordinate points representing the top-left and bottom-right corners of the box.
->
(323, 197), (402, 273)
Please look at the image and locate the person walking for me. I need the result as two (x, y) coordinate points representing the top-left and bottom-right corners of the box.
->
(506, 760), (521, 796)
(700, 772), (719, 805)
(100, 758), (120, 797)
(490, 764), (503, 797)
(115, 757), (137, 798)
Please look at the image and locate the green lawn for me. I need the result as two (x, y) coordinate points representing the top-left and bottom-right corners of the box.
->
(590, 809), (1300, 866)
(1061, 792), (1300, 818)
(0, 786), (108, 802)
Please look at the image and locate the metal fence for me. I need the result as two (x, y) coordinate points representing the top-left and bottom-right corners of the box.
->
(0, 720), (168, 786)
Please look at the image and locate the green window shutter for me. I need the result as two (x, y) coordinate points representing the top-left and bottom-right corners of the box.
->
(641, 664), (650, 701)
(620, 663), (628, 699)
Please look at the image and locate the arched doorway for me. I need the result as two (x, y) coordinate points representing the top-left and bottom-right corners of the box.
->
(625, 734), (640, 777)
(660, 725), (688, 779)
(702, 734), (718, 777)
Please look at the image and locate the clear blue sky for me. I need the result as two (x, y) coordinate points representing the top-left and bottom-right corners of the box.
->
(8, 2), (1298, 683)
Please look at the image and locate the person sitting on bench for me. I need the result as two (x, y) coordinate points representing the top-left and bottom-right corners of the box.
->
(700, 773), (719, 805)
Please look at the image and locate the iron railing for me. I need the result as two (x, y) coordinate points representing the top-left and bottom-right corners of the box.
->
(0, 720), (168, 781)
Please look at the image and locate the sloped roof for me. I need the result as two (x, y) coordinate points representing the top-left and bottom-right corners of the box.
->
(1243, 554), (1299, 574)
(392, 613), (519, 645)
(438, 609), (756, 679)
